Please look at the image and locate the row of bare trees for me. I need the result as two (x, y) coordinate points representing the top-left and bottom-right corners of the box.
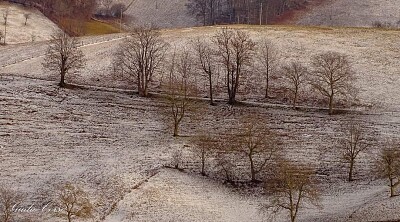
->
(186, 0), (308, 26)
(111, 27), (357, 114)
(43, 27), (356, 115)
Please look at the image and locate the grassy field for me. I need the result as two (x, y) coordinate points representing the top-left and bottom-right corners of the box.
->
(58, 18), (121, 36)
(1, 25), (400, 221)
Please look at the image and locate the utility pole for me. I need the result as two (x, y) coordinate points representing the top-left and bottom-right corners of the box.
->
(120, 8), (123, 32)
(259, 2), (263, 25)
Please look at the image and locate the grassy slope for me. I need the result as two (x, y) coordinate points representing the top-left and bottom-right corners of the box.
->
(1, 25), (400, 221)
(118, 0), (198, 28)
(0, 2), (61, 44)
(294, 0), (400, 27)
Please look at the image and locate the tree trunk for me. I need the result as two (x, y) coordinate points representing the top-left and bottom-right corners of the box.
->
(328, 94), (334, 115)
(249, 154), (256, 181)
(201, 152), (206, 176)
(390, 178), (395, 197)
(265, 68), (269, 98)
(228, 94), (235, 105)
(59, 72), (66, 87)
(173, 123), (179, 137)
(348, 160), (354, 182)
(293, 91), (297, 109)
(209, 75), (214, 105)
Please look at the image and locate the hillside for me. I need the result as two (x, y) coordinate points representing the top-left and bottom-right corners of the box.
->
(0, 2), (61, 44)
(295, 0), (400, 27)
(1, 25), (400, 221)
(119, 0), (198, 28)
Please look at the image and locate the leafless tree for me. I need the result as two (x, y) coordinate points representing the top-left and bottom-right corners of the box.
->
(339, 119), (369, 182)
(164, 49), (198, 137)
(373, 143), (400, 197)
(264, 159), (320, 222)
(281, 61), (308, 109)
(55, 182), (93, 222)
(0, 30), (3, 44)
(114, 27), (168, 97)
(310, 51), (356, 115)
(192, 38), (217, 105)
(235, 118), (279, 182)
(215, 151), (235, 183)
(213, 28), (256, 105)
(171, 149), (184, 169)
(42, 31), (85, 87)
(2, 8), (9, 44)
(257, 39), (279, 98)
(100, 0), (113, 16)
(0, 186), (23, 222)
(23, 13), (30, 25)
(191, 134), (217, 176)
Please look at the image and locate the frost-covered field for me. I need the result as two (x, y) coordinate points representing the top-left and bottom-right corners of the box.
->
(0, 2), (61, 44)
(118, 0), (198, 28)
(1, 26), (400, 221)
(296, 0), (400, 27)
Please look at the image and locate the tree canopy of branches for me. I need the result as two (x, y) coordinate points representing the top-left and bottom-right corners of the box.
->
(264, 160), (320, 222)
(234, 118), (279, 182)
(42, 31), (85, 87)
(2, 8), (9, 44)
(186, 0), (219, 26)
(373, 143), (400, 197)
(0, 186), (23, 222)
(192, 38), (217, 105)
(164, 49), (199, 137)
(114, 27), (168, 97)
(257, 39), (279, 98)
(186, 0), (308, 26)
(55, 182), (93, 222)
(339, 119), (369, 182)
(213, 28), (255, 105)
(191, 134), (218, 176)
(310, 51), (356, 115)
(281, 61), (308, 109)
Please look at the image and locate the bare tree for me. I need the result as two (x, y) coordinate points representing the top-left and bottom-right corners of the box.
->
(186, 0), (208, 25)
(0, 30), (3, 44)
(192, 38), (217, 105)
(0, 186), (23, 222)
(42, 31), (85, 87)
(215, 151), (235, 183)
(310, 51), (356, 115)
(264, 160), (320, 222)
(213, 28), (256, 105)
(55, 182), (93, 222)
(191, 134), (217, 176)
(2, 8), (9, 44)
(339, 119), (369, 182)
(281, 61), (308, 109)
(114, 27), (168, 97)
(23, 13), (30, 25)
(235, 118), (279, 182)
(373, 143), (400, 197)
(257, 39), (278, 98)
(164, 49), (198, 137)
(171, 149), (183, 169)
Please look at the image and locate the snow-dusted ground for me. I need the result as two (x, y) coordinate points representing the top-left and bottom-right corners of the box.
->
(118, 0), (198, 28)
(295, 0), (400, 27)
(0, 2), (61, 44)
(1, 26), (400, 221)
